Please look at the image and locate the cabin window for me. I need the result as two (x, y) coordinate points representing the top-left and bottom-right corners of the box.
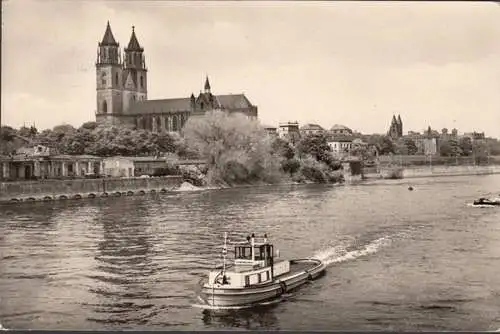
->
(266, 271), (270, 280)
(245, 275), (250, 287)
(258, 273), (262, 283)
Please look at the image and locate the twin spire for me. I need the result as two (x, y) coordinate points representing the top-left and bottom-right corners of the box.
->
(100, 21), (142, 51)
(100, 21), (118, 46)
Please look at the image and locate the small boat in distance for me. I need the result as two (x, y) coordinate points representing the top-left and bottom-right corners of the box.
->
(198, 233), (326, 308)
(473, 197), (500, 207)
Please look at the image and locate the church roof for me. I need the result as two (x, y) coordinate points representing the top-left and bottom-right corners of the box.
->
(204, 76), (211, 90)
(125, 26), (143, 51)
(130, 98), (192, 114)
(215, 94), (253, 109)
(100, 21), (118, 46)
(128, 94), (254, 115)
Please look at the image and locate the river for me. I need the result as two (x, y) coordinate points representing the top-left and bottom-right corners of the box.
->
(1, 175), (500, 331)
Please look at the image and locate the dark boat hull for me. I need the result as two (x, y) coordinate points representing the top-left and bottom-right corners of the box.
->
(473, 199), (500, 206)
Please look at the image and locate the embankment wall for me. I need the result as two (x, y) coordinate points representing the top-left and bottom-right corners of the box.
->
(364, 165), (500, 179)
(0, 176), (183, 203)
(402, 165), (500, 178)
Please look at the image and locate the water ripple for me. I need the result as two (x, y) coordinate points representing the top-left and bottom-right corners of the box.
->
(1, 176), (500, 330)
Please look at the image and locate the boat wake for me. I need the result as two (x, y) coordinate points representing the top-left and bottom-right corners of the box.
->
(313, 235), (394, 267)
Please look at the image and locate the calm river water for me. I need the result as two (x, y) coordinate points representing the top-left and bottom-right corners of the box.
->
(1, 175), (500, 331)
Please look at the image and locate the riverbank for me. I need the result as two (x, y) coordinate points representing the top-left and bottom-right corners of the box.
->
(0, 176), (183, 204)
(364, 164), (500, 180)
(3, 164), (499, 205)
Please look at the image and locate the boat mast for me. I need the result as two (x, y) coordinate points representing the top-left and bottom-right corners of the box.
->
(251, 233), (255, 261)
(222, 232), (228, 275)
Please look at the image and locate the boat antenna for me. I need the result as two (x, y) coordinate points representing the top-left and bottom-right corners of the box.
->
(222, 232), (228, 275)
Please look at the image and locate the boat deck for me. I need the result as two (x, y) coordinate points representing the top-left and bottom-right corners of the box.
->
(275, 260), (319, 279)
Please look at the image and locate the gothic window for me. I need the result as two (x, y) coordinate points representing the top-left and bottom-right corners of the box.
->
(200, 102), (204, 110)
(115, 73), (119, 86)
(140, 76), (144, 88)
(102, 100), (108, 114)
(101, 72), (107, 86)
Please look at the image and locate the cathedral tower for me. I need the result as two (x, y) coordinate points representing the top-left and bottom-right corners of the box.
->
(95, 21), (123, 123)
(122, 26), (148, 113)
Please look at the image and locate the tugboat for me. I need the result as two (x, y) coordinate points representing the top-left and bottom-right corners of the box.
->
(198, 233), (326, 308)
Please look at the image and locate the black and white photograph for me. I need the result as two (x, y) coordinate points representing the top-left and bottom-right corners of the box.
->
(1, 0), (500, 331)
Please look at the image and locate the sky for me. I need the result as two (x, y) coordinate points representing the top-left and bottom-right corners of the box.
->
(2, 1), (500, 137)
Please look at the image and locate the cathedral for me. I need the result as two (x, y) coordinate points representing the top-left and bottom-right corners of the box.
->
(95, 22), (258, 132)
(388, 114), (403, 139)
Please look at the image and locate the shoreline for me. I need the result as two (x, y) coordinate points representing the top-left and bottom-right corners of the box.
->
(2, 165), (500, 205)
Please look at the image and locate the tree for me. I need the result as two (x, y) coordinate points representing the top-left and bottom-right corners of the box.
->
(271, 137), (295, 160)
(296, 133), (331, 163)
(458, 137), (473, 156)
(281, 158), (301, 176)
(403, 138), (418, 155)
(80, 121), (98, 131)
(182, 110), (282, 185)
(472, 140), (489, 164)
(440, 137), (462, 157)
(394, 138), (408, 155)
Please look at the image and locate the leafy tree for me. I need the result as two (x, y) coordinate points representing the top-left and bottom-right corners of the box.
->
(80, 121), (98, 131)
(394, 138), (409, 155)
(404, 138), (418, 155)
(0, 126), (17, 141)
(440, 137), (462, 157)
(281, 158), (301, 176)
(296, 133), (332, 163)
(458, 137), (472, 156)
(271, 137), (295, 160)
(182, 110), (282, 185)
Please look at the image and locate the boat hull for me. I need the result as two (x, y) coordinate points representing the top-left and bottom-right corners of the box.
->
(199, 258), (325, 307)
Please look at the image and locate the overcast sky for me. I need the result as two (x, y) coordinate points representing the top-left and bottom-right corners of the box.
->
(2, 1), (499, 137)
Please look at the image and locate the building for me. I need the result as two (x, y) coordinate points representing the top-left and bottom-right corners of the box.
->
(102, 156), (173, 177)
(388, 114), (403, 139)
(327, 135), (353, 158)
(300, 123), (325, 136)
(95, 22), (258, 132)
(278, 122), (301, 143)
(463, 131), (486, 141)
(405, 132), (439, 156)
(330, 124), (353, 136)
(1, 145), (103, 181)
(262, 125), (278, 137)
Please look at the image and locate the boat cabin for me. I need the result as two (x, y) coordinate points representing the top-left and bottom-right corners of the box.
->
(207, 233), (291, 288)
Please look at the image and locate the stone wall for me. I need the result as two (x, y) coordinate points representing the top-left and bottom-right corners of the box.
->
(402, 165), (500, 178)
(0, 176), (183, 203)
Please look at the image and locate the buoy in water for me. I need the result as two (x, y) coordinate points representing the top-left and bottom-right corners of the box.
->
(408, 186), (414, 191)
